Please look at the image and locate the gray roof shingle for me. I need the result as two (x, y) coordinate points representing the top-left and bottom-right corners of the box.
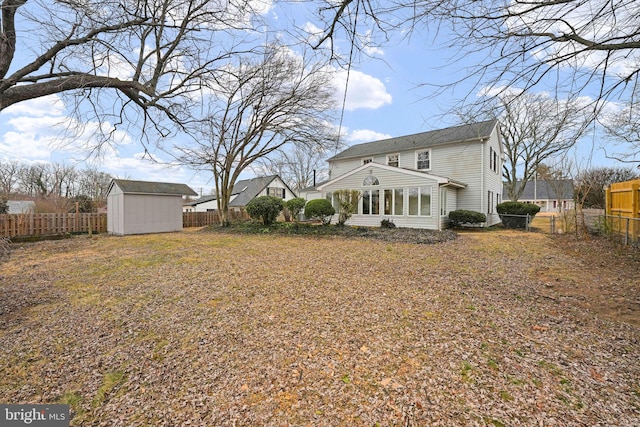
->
(110, 179), (198, 196)
(229, 175), (278, 207)
(504, 179), (574, 200)
(329, 119), (498, 161)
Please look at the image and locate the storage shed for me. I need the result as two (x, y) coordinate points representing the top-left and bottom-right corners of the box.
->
(107, 179), (198, 236)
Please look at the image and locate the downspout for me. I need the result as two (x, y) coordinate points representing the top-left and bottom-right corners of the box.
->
(437, 184), (441, 231)
(481, 140), (485, 218)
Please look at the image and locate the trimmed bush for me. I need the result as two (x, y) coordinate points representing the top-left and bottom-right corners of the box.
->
(496, 201), (541, 229)
(246, 196), (284, 226)
(304, 198), (335, 225)
(496, 201), (541, 216)
(284, 197), (306, 221)
(448, 210), (487, 227)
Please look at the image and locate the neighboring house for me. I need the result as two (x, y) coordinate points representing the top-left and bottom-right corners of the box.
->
(312, 119), (503, 230)
(505, 179), (575, 213)
(183, 175), (296, 212)
(298, 180), (329, 202)
(107, 179), (197, 236)
(6, 201), (36, 214)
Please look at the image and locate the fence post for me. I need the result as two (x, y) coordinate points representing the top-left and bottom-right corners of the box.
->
(625, 217), (629, 246)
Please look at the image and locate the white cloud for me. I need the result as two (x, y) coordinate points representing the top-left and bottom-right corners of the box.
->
(362, 30), (384, 57)
(348, 129), (392, 143)
(1, 95), (65, 117)
(333, 69), (392, 111)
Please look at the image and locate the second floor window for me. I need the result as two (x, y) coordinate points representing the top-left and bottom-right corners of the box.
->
(387, 154), (399, 167)
(416, 150), (430, 170)
(267, 187), (285, 198)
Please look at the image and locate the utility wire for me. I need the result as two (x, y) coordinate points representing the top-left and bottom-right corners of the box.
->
(335, 0), (360, 155)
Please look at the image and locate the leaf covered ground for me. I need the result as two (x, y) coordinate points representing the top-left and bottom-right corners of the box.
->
(0, 229), (638, 426)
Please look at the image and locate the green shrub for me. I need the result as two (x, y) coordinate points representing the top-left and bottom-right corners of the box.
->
(496, 201), (540, 229)
(496, 201), (541, 216)
(284, 197), (306, 221)
(448, 210), (487, 227)
(245, 196), (284, 226)
(304, 198), (335, 225)
(380, 218), (396, 228)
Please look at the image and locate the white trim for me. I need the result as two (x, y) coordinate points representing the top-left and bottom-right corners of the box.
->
(415, 149), (431, 171)
(387, 153), (400, 167)
(318, 162), (456, 191)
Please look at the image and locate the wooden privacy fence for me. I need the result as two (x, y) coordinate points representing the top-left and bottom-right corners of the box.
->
(606, 179), (640, 242)
(182, 210), (249, 227)
(0, 210), (250, 238)
(0, 213), (107, 238)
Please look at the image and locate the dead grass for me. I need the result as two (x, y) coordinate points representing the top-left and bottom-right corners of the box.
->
(0, 230), (638, 426)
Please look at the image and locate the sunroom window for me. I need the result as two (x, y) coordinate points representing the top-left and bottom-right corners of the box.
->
(362, 175), (379, 186)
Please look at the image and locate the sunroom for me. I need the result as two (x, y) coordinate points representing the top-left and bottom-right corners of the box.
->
(317, 163), (466, 230)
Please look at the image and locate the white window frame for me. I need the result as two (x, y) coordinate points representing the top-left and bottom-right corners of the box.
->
(416, 150), (431, 170)
(383, 188), (404, 216)
(408, 187), (432, 217)
(440, 187), (448, 216)
(362, 158), (373, 165)
(387, 153), (399, 167)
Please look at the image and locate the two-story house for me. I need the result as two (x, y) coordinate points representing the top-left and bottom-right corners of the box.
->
(315, 119), (503, 230)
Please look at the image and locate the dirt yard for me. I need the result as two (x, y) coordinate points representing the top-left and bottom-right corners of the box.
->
(0, 229), (638, 426)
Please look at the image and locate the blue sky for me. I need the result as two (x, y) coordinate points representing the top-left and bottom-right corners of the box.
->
(0, 1), (633, 196)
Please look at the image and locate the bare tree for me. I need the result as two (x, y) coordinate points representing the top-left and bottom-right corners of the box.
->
(17, 163), (49, 197)
(576, 166), (640, 209)
(50, 163), (77, 198)
(0, 160), (20, 196)
(493, 92), (589, 201)
(176, 47), (337, 226)
(77, 167), (113, 202)
(600, 96), (640, 161)
(1, 0), (264, 150)
(251, 142), (335, 193)
(313, 0), (640, 111)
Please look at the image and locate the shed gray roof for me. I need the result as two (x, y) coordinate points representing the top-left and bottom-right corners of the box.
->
(504, 179), (574, 201)
(110, 179), (198, 196)
(329, 119), (498, 161)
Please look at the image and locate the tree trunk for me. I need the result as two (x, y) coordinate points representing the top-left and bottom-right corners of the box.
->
(216, 187), (231, 227)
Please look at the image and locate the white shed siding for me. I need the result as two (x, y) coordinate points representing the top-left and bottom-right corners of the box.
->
(121, 194), (183, 235)
(107, 192), (124, 235)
